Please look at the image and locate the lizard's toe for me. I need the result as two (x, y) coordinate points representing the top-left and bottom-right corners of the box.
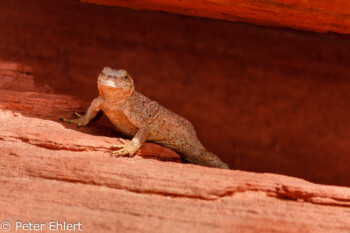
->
(119, 138), (128, 144)
(73, 111), (84, 118)
(110, 144), (125, 149)
(110, 150), (123, 157)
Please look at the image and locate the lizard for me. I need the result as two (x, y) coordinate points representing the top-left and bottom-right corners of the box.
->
(60, 67), (229, 169)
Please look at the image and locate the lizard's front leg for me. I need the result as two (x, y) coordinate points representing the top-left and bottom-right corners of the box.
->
(60, 97), (101, 127)
(111, 125), (150, 156)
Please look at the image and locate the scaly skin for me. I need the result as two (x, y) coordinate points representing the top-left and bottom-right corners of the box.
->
(61, 67), (229, 169)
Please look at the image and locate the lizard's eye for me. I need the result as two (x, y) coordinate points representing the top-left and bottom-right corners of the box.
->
(123, 75), (128, 79)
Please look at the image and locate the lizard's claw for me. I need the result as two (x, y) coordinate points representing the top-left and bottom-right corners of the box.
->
(110, 139), (138, 157)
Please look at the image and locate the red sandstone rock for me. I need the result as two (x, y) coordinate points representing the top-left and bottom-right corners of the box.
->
(81, 0), (350, 34)
(4, 0), (350, 186)
(1, 61), (350, 232)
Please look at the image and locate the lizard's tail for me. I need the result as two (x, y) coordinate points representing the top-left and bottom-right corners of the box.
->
(190, 149), (229, 169)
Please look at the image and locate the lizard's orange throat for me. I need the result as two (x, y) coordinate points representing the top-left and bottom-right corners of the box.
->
(98, 83), (135, 100)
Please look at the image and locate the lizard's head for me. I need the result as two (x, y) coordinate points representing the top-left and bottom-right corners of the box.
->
(98, 67), (135, 97)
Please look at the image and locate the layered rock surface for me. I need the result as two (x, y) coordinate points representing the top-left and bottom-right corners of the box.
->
(82, 0), (350, 33)
(1, 61), (350, 232)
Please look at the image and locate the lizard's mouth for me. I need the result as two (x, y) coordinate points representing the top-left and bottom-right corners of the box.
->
(98, 77), (133, 88)
(99, 80), (116, 87)
(98, 77), (117, 87)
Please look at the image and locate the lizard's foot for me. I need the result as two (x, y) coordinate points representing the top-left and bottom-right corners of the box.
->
(59, 111), (88, 127)
(110, 139), (139, 157)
